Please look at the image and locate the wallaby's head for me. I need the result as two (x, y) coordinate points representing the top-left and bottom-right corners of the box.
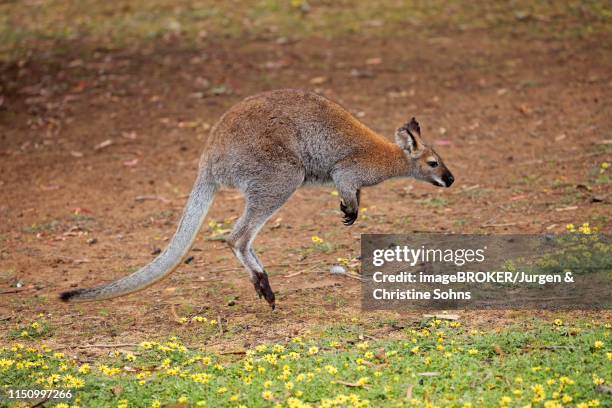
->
(395, 117), (454, 188)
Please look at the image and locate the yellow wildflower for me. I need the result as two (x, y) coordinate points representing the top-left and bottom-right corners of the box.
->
(191, 373), (212, 384)
(578, 223), (592, 234)
(325, 365), (338, 375)
(532, 384), (545, 402)
(357, 377), (369, 386)
(499, 396), (512, 407)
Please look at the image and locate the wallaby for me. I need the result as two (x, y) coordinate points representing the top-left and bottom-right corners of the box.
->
(60, 89), (454, 309)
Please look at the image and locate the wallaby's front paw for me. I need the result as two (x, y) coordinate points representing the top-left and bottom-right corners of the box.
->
(340, 201), (358, 226)
(253, 271), (276, 310)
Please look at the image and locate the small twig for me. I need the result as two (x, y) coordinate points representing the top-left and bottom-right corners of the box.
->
(454, 184), (480, 194)
(482, 222), (517, 228)
(283, 271), (303, 278)
(217, 314), (224, 336)
(220, 350), (247, 355)
(417, 371), (440, 377)
(405, 384), (414, 399)
(135, 195), (171, 204)
(0, 287), (29, 294)
(334, 380), (370, 389)
(57, 343), (138, 350)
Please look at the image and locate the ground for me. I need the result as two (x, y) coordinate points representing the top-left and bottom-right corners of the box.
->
(0, 1), (610, 407)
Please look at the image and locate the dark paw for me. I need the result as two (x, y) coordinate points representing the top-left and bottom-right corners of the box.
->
(340, 201), (358, 226)
(253, 271), (276, 310)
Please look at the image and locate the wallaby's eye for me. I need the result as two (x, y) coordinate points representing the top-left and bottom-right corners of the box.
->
(427, 160), (439, 168)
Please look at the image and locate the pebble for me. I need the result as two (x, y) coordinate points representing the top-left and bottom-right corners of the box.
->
(330, 265), (347, 275)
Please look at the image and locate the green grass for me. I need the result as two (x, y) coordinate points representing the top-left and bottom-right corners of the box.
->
(8, 317), (54, 341)
(1, 319), (609, 407)
(1, 0), (610, 63)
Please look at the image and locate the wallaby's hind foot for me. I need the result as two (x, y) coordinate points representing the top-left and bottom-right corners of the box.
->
(340, 200), (358, 226)
(253, 271), (275, 309)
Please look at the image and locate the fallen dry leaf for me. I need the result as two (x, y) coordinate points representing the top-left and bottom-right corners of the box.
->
(310, 76), (328, 85)
(517, 104), (532, 115)
(94, 139), (113, 150)
(406, 384), (414, 399)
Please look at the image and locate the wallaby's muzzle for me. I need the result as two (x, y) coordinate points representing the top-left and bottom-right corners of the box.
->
(442, 172), (454, 187)
(431, 169), (454, 188)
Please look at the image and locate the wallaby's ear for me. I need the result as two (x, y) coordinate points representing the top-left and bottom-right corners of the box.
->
(406, 117), (420, 136)
(395, 117), (422, 153)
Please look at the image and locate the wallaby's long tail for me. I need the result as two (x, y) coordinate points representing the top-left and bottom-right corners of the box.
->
(60, 173), (217, 302)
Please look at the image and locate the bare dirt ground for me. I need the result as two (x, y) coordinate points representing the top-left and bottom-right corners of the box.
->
(1, 26), (610, 352)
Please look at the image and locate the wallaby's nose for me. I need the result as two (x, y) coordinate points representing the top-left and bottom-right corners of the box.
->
(443, 173), (454, 187)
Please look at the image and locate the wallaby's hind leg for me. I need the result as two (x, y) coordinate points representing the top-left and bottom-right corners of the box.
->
(227, 177), (302, 309)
